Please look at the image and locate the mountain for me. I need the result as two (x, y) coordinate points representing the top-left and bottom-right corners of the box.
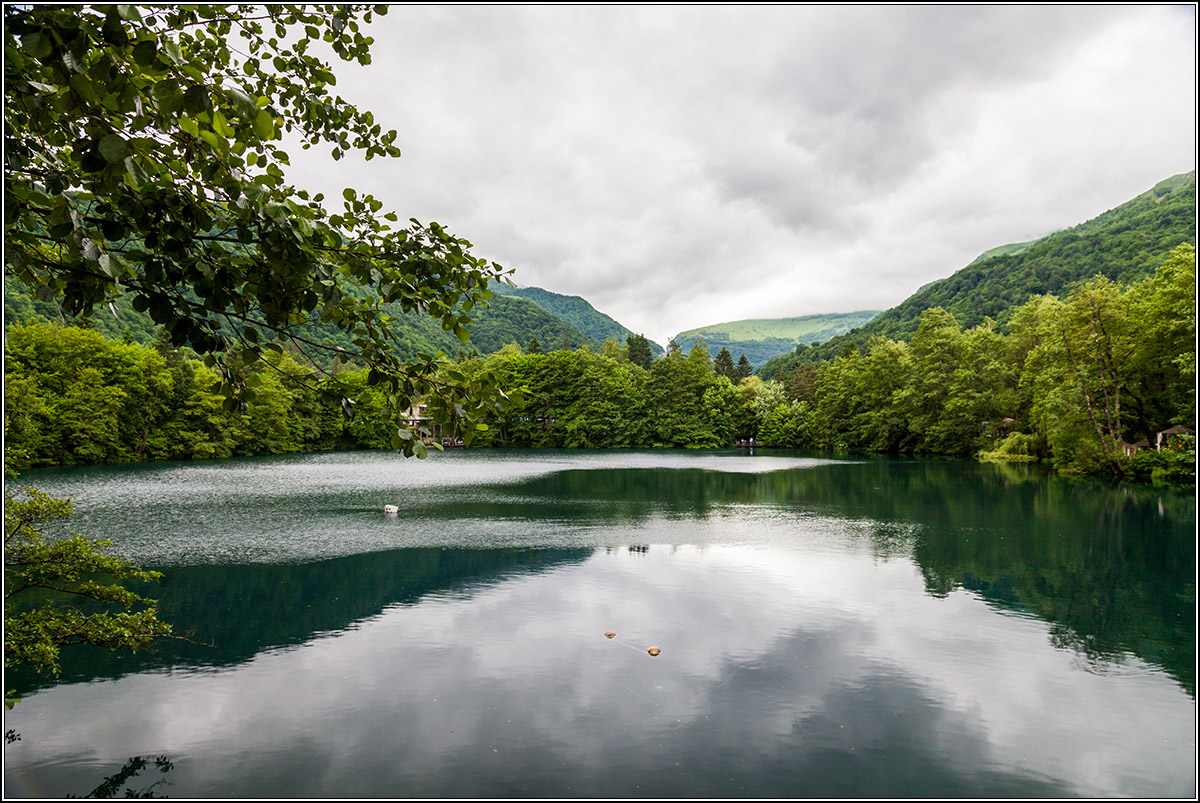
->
(796, 170), (1197, 365)
(464, 294), (597, 353)
(673, 311), (881, 369)
(491, 282), (664, 354)
(3, 277), (597, 364)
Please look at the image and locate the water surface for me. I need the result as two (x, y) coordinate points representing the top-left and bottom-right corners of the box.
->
(3, 449), (1194, 798)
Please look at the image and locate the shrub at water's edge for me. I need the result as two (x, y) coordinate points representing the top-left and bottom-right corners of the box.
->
(977, 432), (1042, 463)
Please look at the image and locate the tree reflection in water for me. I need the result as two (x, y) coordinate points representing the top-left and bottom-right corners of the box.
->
(82, 755), (174, 799)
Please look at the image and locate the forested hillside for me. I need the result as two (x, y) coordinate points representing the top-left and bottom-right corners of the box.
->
(674, 311), (880, 368)
(797, 170), (1196, 364)
(462, 295), (597, 353)
(4, 278), (598, 365)
(491, 282), (663, 354)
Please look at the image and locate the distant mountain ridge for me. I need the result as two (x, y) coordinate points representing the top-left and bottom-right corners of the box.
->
(793, 169), (1197, 365)
(5, 277), (649, 363)
(3, 278), (602, 363)
(673, 311), (881, 368)
(491, 281), (664, 354)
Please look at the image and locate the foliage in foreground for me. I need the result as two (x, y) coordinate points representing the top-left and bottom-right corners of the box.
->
(4, 485), (172, 678)
(4, 4), (516, 456)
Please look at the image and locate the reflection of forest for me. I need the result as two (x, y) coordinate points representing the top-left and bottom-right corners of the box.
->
(493, 458), (1196, 694)
(913, 479), (1195, 697)
(14, 457), (1193, 699)
(7, 547), (590, 694)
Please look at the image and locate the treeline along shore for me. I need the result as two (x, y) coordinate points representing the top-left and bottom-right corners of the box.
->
(4, 244), (1194, 481)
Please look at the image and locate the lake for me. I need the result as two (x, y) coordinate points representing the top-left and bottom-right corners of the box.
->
(3, 449), (1195, 798)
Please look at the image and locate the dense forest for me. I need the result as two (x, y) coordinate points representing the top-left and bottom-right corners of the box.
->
(5, 244), (1193, 481)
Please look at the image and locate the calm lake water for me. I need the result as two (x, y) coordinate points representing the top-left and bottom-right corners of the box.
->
(3, 449), (1195, 798)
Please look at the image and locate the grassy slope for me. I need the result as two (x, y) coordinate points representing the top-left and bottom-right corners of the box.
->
(675, 311), (881, 368)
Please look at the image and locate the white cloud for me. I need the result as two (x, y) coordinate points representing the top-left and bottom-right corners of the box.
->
(285, 5), (1196, 344)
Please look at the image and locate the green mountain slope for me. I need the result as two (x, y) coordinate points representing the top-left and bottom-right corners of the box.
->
(464, 295), (596, 353)
(674, 311), (881, 368)
(491, 282), (663, 353)
(801, 170), (1197, 363)
(4, 278), (595, 364)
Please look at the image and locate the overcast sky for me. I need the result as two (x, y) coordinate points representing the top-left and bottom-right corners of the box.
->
(285, 5), (1196, 345)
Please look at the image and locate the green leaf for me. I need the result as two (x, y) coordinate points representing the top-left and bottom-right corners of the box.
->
(132, 40), (158, 68)
(160, 39), (183, 65)
(123, 156), (149, 186)
(253, 109), (274, 139)
(226, 86), (257, 117)
(21, 32), (52, 60)
(99, 134), (131, 164)
(182, 85), (210, 115)
(211, 108), (231, 138)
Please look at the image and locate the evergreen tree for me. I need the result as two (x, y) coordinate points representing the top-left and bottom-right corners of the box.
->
(527, 338), (543, 355)
(735, 354), (753, 380)
(626, 334), (654, 369)
(714, 347), (736, 378)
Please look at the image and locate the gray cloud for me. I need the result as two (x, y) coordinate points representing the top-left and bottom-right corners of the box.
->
(286, 5), (1196, 344)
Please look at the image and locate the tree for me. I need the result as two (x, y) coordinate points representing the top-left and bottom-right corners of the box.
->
(734, 354), (753, 381)
(757, 401), (813, 448)
(4, 484), (172, 678)
(527, 337), (543, 355)
(904, 307), (966, 452)
(1124, 244), (1196, 436)
(626, 333), (654, 369)
(713, 346), (735, 379)
(599, 337), (626, 361)
(1022, 279), (1133, 475)
(4, 5), (516, 458)
(782, 362), (819, 406)
(814, 337), (912, 451)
